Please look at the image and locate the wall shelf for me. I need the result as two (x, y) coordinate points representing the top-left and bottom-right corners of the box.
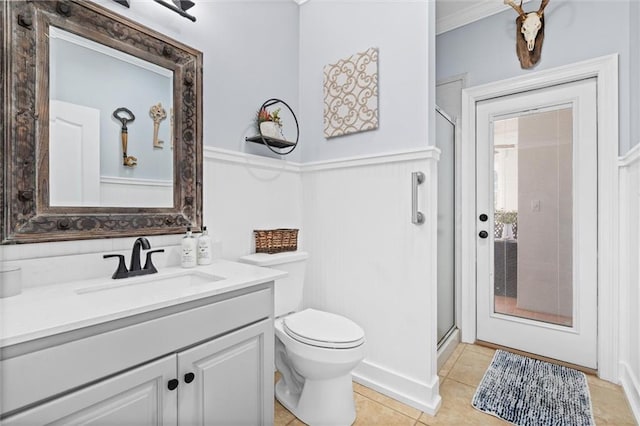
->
(245, 135), (295, 149)
(247, 98), (299, 155)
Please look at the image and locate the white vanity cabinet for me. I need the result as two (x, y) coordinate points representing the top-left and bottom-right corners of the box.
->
(3, 355), (178, 425)
(178, 319), (272, 425)
(1, 282), (275, 426)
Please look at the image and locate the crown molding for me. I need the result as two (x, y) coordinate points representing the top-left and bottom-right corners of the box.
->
(437, 0), (534, 35)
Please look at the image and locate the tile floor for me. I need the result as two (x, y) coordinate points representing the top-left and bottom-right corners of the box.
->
(275, 343), (638, 425)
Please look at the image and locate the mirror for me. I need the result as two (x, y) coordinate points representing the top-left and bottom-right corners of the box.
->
(2, 0), (202, 243)
(49, 27), (174, 208)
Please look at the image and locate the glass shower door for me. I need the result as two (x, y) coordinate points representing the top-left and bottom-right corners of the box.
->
(436, 108), (456, 345)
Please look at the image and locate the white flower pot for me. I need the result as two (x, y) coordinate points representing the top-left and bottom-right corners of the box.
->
(501, 223), (514, 239)
(260, 121), (281, 139)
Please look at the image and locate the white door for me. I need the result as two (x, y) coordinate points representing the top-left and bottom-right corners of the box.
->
(476, 79), (598, 369)
(49, 100), (101, 206)
(177, 319), (273, 425)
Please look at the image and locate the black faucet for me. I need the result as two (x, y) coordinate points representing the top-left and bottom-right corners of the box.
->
(103, 237), (165, 279)
(130, 237), (151, 271)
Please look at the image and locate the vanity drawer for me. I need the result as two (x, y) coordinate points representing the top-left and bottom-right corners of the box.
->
(0, 286), (273, 416)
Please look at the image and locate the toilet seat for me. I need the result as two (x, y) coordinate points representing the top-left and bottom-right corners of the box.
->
(283, 308), (365, 349)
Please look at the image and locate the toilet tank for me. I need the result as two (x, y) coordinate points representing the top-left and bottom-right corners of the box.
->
(238, 251), (309, 317)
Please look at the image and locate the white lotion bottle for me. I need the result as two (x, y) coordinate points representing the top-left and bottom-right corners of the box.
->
(197, 226), (212, 265)
(181, 227), (197, 268)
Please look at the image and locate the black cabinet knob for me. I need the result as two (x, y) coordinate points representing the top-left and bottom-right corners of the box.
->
(184, 372), (195, 383)
(167, 378), (179, 391)
(479, 214), (488, 222)
(479, 230), (489, 239)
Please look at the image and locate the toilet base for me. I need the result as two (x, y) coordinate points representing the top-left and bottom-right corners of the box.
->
(276, 374), (356, 426)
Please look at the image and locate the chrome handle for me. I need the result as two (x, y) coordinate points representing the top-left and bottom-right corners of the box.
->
(411, 171), (425, 225)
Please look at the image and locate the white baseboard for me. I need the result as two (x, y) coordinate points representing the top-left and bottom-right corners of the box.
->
(352, 360), (441, 415)
(619, 362), (640, 423)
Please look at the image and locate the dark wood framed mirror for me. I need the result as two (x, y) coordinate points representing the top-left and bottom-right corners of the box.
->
(1, 0), (203, 244)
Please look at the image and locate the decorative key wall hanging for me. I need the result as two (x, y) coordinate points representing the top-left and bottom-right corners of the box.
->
(149, 102), (167, 149)
(112, 107), (137, 167)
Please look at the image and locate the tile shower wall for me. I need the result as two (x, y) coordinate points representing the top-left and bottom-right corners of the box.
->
(619, 144), (640, 421)
(301, 149), (441, 414)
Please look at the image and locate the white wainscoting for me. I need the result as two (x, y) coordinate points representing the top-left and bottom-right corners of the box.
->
(205, 146), (442, 413)
(203, 147), (303, 261)
(619, 144), (640, 422)
(301, 148), (442, 414)
(100, 176), (173, 208)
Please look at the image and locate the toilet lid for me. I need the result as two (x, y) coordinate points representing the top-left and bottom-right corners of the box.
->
(283, 309), (365, 349)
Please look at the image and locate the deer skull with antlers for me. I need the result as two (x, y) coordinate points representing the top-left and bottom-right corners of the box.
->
(505, 0), (549, 69)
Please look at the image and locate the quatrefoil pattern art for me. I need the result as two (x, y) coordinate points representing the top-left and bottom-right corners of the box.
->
(323, 47), (379, 138)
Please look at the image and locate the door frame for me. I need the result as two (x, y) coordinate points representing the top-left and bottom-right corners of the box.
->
(460, 54), (619, 381)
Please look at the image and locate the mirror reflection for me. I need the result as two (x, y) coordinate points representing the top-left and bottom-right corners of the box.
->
(49, 27), (174, 208)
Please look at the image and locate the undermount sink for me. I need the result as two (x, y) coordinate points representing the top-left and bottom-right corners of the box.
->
(75, 269), (224, 295)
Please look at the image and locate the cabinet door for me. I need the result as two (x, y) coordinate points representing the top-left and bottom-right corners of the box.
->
(177, 319), (274, 425)
(3, 355), (177, 426)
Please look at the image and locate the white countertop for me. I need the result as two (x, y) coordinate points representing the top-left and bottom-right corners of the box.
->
(0, 260), (286, 348)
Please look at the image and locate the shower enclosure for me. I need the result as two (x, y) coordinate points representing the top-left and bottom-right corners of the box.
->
(436, 107), (457, 346)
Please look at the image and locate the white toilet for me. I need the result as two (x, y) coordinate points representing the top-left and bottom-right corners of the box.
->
(239, 251), (366, 426)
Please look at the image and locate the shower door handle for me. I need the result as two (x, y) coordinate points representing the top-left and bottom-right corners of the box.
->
(411, 171), (425, 225)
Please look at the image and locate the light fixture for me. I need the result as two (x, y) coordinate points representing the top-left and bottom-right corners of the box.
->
(172, 0), (195, 11)
(153, 0), (196, 22)
(111, 0), (196, 22)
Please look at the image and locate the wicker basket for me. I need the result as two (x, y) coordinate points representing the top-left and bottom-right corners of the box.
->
(254, 229), (298, 254)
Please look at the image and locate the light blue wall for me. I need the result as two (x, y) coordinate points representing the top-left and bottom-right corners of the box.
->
(199, 2), (300, 161)
(299, 1), (430, 163)
(100, 1), (433, 163)
(98, 0), (301, 162)
(437, 0), (635, 155)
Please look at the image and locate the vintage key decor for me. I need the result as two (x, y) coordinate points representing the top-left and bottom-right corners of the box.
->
(149, 102), (167, 149)
(112, 107), (137, 167)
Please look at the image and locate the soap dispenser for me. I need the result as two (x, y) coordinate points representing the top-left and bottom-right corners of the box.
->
(181, 227), (197, 268)
(197, 226), (212, 265)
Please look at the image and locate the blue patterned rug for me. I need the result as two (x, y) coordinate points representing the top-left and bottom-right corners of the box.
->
(472, 350), (595, 426)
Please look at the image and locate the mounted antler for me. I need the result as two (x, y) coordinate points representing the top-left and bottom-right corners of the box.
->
(504, 0), (526, 18)
(505, 0), (550, 69)
(537, 0), (550, 16)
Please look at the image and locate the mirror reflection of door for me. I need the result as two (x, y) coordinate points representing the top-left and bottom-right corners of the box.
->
(49, 101), (101, 207)
(49, 27), (174, 208)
